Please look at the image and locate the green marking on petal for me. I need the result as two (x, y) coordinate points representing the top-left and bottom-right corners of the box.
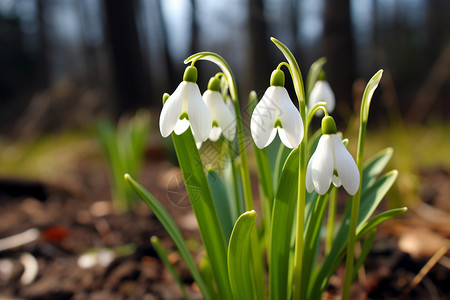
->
(274, 118), (283, 128)
(180, 112), (189, 120)
(212, 120), (219, 127)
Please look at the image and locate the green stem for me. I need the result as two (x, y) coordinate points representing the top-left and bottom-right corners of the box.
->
(270, 37), (307, 300)
(342, 123), (365, 299)
(185, 52), (265, 299)
(185, 52), (254, 211)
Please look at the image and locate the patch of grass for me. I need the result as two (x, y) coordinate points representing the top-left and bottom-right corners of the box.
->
(362, 122), (450, 207)
(0, 129), (102, 185)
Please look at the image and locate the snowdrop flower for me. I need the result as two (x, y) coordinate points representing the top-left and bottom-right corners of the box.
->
(159, 66), (212, 142)
(306, 116), (359, 195)
(309, 71), (335, 116)
(250, 69), (303, 149)
(203, 76), (236, 142)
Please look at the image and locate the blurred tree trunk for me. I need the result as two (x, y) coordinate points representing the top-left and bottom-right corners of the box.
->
(155, 0), (177, 93)
(102, 0), (150, 115)
(323, 0), (355, 114)
(190, 0), (200, 55)
(77, 0), (100, 88)
(37, 0), (49, 89)
(248, 0), (271, 95)
(290, 0), (300, 56)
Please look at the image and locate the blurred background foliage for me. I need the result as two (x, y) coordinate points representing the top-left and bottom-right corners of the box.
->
(0, 0), (449, 207)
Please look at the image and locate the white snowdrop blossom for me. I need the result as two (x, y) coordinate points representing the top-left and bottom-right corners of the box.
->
(202, 77), (236, 142)
(306, 116), (359, 195)
(250, 69), (303, 149)
(309, 80), (335, 116)
(159, 66), (212, 142)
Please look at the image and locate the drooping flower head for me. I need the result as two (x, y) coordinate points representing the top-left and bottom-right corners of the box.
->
(250, 69), (303, 149)
(306, 116), (359, 195)
(202, 76), (236, 142)
(159, 66), (212, 142)
(309, 71), (335, 116)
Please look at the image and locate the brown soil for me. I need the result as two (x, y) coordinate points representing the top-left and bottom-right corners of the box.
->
(0, 161), (449, 300)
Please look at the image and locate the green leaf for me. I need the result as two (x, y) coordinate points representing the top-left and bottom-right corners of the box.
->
(352, 230), (376, 282)
(269, 148), (298, 300)
(228, 210), (257, 300)
(207, 170), (234, 243)
(171, 129), (232, 299)
(124, 174), (211, 299)
(301, 194), (329, 299)
(361, 147), (393, 192)
(150, 236), (191, 300)
(305, 57), (327, 102)
(357, 207), (407, 238)
(358, 170), (398, 226)
(272, 142), (290, 193)
(308, 170), (399, 299)
(361, 70), (383, 123)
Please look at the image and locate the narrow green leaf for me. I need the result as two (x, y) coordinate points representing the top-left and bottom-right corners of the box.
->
(361, 70), (383, 123)
(305, 57), (327, 101)
(171, 129), (232, 299)
(357, 207), (407, 238)
(207, 170), (234, 243)
(358, 170), (398, 226)
(272, 142), (290, 193)
(352, 230), (376, 282)
(361, 147), (393, 192)
(308, 170), (399, 299)
(199, 255), (219, 300)
(151, 236), (191, 300)
(228, 210), (257, 300)
(269, 148), (298, 300)
(301, 194), (329, 299)
(124, 174), (211, 299)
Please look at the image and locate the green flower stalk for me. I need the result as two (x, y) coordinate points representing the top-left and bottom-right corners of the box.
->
(342, 70), (383, 299)
(270, 37), (308, 300)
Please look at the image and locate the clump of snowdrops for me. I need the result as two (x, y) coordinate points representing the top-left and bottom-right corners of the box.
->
(125, 38), (406, 300)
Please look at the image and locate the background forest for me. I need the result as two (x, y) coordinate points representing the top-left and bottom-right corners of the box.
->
(1, 0), (449, 136)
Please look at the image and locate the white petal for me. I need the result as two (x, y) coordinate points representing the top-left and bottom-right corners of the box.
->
(263, 129), (277, 148)
(311, 135), (334, 195)
(309, 81), (335, 115)
(250, 87), (278, 148)
(187, 83), (212, 142)
(203, 90), (236, 141)
(332, 135), (360, 195)
(194, 134), (203, 149)
(209, 126), (222, 142)
(173, 118), (190, 135)
(275, 87), (303, 148)
(278, 128), (294, 149)
(306, 153), (315, 193)
(226, 97), (235, 116)
(159, 82), (186, 137)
